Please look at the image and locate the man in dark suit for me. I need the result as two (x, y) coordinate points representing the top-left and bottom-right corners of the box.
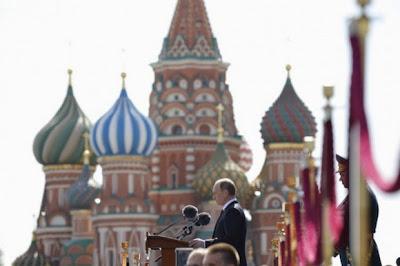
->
(334, 155), (382, 266)
(190, 178), (247, 266)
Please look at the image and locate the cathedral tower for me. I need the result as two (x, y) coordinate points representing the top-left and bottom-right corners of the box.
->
(31, 70), (95, 264)
(90, 74), (158, 266)
(251, 65), (317, 265)
(148, 0), (251, 223)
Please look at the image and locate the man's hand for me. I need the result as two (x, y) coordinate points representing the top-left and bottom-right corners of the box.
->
(189, 238), (205, 248)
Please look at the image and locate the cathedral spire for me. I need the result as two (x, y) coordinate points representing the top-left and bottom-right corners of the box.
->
(159, 0), (221, 60)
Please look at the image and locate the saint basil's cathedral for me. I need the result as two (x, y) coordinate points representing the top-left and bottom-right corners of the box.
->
(13, 0), (316, 265)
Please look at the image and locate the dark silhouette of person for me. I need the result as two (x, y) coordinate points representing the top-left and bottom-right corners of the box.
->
(190, 178), (247, 266)
(335, 154), (382, 266)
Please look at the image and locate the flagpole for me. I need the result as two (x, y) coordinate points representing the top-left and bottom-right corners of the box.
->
(321, 86), (334, 266)
(349, 1), (370, 265)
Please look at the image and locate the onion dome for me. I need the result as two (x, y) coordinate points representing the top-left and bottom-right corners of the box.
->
(90, 73), (158, 157)
(193, 143), (253, 206)
(193, 104), (253, 206)
(33, 70), (96, 165)
(67, 134), (100, 210)
(13, 234), (50, 266)
(260, 65), (317, 145)
(60, 239), (94, 266)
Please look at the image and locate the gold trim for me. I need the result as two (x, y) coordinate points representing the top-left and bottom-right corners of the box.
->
(43, 164), (96, 171)
(98, 155), (147, 163)
(266, 143), (304, 150)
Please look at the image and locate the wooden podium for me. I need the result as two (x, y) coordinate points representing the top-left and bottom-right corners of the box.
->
(145, 233), (189, 266)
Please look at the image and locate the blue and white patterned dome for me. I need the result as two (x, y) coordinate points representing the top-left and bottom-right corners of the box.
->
(90, 81), (158, 157)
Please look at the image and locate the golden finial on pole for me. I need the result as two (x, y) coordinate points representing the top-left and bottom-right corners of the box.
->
(285, 64), (292, 77)
(271, 237), (280, 259)
(121, 241), (129, 266)
(121, 72), (127, 88)
(216, 103), (224, 143)
(357, 0), (370, 9)
(323, 86), (334, 102)
(82, 132), (91, 165)
(68, 69), (73, 87)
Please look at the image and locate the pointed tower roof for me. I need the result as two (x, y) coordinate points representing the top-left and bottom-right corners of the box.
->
(159, 0), (221, 61)
(260, 65), (317, 145)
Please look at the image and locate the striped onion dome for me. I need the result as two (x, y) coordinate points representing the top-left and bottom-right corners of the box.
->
(33, 72), (96, 165)
(192, 142), (253, 207)
(13, 235), (50, 266)
(90, 75), (158, 157)
(67, 164), (99, 210)
(260, 66), (316, 144)
(60, 239), (94, 266)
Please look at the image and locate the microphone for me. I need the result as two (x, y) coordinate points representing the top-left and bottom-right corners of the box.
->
(175, 212), (211, 240)
(182, 205), (198, 221)
(195, 212), (211, 226)
(154, 205), (198, 235)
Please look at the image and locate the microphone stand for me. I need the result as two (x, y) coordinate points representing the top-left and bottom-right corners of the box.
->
(153, 220), (181, 235)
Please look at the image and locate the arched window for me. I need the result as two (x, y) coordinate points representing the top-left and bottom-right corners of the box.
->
(278, 164), (284, 183)
(106, 248), (115, 266)
(170, 173), (177, 189)
(199, 124), (210, 135)
(261, 232), (268, 254)
(58, 188), (64, 207)
(168, 165), (179, 189)
(171, 125), (183, 135)
(128, 174), (134, 194)
(112, 174), (118, 195)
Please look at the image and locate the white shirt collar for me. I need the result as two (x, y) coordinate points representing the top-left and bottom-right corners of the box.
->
(222, 197), (237, 210)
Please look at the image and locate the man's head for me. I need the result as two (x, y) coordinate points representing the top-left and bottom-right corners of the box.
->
(212, 178), (236, 206)
(202, 243), (239, 266)
(336, 154), (349, 188)
(186, 248), (206, 266)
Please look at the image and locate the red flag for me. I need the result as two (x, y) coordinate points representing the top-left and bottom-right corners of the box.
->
(300, 168), (321, 264)
(348, 18), (400, 192)
(320, 113), (343, 244)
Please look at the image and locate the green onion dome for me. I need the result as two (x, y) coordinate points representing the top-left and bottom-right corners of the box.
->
(192, 143), (253, 207)
(33, 71), (96, 165)
(260, 66), (316, 145)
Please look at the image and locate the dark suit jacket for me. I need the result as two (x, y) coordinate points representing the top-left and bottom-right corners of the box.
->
(336, 187), (382, 266)
(205, 200), (247, 266)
